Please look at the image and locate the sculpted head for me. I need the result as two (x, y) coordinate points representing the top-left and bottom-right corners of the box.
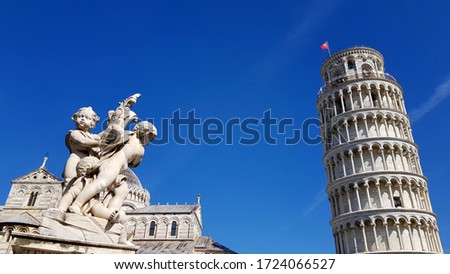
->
(134, 121), (157, 146)
(72, 107), (100, 131)
(76, 156), (99, 177)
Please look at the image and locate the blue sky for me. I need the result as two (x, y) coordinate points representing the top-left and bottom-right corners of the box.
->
(0, 0), (449, 254)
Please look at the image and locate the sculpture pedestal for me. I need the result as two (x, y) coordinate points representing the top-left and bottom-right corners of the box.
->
(7, 210), (138, 254)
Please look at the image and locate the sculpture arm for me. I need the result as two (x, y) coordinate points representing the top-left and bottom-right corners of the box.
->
(70, 131), (101, 148)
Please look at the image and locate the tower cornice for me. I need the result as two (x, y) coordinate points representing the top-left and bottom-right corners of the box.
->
(317, 76), (403, 101)
(320, 47), (384, 76)
(322, 137), (419, 163)
(330, 208), (438, 227)
(325, 170), (429, 189)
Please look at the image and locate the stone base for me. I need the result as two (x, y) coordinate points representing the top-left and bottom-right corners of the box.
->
(40, 210), (125, 244)
(7, 210), (138, 254)
(9, 232), (138, 254)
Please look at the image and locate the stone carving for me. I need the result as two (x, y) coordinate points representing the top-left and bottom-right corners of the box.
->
(55, 94), (157, 245)
(62, 106), (101, 185)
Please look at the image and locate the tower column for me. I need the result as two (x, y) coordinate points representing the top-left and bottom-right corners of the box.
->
(386, 89), (392, 108)
(354, 184), (362, 211)
(325, 165), (330, 182)
(329, 196), (335, 218)
(399, 121), (406, 139)
(423, 225), (432, 252)
(349, 151), (356, 174)
(396, 222), (404, 250)
(372, 223), (380, 251)
(383, 118), (389, 137)
(408, 125), (415, 142)
(368, 89), (374, 107)
(340, 155), (347, 177)
(387, 182), (395, 207)
(374, 117), (380, 137)
(397, 182), (405, 207)
(405, 150), (413, 172)
(331, 96), (337, 116)
(343, 227), (350, 253)
(351, 225), (358, 253)
(339, 230), (345, 254)
(407, 182), (417, 209)
(368, 148), (376, 171)
(358, 89), (364, 109)
(416, 155), (423, 174)
(333, 233), (339, 253)
(435, 228), (443, 253)
(329, 165), (334, 182)
(346, 189), (352, 212)
(383, 222), (391, 251)
(393, 93), (399, 110)
(375, 181), (383, 208)
(377, 89), (383, 107)
(339, 190), (345, 214)
(393, 120), (400, 138)
(337, 125), (343, 144)
(389, 148), (398, 170)
(354, 118), (361, 139)
(332, 194), (339, 216)
(398, 96), (406, 112)
(413, 187), (421, 210)
(364, 117), (370, 137)
(358, 147), (366, 172)
(417, 189), (424, 209)
(339, 92), (346, 113)
(364, 181), (372, 209)
(380, 148), (387, 170)
(360, 223), (369, 252)
(344, 122), (350, 142)
(425, 190), (432, 211)
(428, 227), (436, 252)
(348, 90), (354, 110)
(418, 224), (426, 251)
(407, 223), (415, 251)
(399, 148), (407, 171)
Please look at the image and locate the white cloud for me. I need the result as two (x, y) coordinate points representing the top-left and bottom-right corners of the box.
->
(410, 76), (450, 123)
(302, 188), (327, 216)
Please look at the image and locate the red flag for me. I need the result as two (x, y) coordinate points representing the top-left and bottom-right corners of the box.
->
(320, 41), (329, 50)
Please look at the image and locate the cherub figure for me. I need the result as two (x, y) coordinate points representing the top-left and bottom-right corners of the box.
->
(68, 121), (157, 214)
(89, 173), (133, 245)
(57, 156), (133, 245)
(62, 107), (101, 184)
(57, 156), (99, 212)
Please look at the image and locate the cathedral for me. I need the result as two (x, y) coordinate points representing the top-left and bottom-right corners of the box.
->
(0, 157), (235, 254)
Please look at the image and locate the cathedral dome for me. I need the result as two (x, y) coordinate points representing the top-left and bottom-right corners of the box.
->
(122, 169), (143, 190)
(121, 169), (150, 210)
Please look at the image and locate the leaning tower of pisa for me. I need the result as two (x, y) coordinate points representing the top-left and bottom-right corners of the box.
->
(317, 47), (443, 253)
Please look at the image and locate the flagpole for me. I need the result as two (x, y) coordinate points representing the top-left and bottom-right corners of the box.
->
(321, 41), (332, 57)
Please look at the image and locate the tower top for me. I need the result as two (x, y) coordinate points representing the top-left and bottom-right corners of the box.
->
(318, 46), (395, 97)
(321, 46), (383, 73)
